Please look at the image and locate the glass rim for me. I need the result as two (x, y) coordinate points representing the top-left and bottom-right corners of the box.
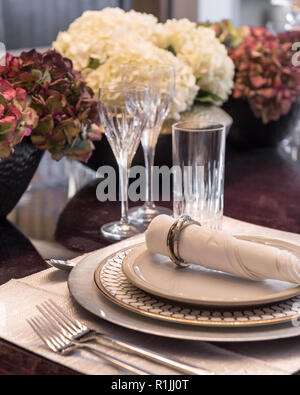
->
(172, 120), (225, 133)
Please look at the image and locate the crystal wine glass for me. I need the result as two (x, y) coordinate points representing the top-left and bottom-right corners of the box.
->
(122, 65), (175, 226)
(98, 85), (150, 240)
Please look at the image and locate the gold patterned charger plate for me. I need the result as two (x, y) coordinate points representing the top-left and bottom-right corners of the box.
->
(94, 248), (300, 328)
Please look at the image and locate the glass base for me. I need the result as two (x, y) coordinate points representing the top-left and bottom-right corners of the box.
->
(128, 203), (173, 226)
(101, 221), (143, 241)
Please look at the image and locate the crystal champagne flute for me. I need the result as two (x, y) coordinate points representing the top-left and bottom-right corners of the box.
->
(98, 85), (150, 240)
(122, 65), (176, 226)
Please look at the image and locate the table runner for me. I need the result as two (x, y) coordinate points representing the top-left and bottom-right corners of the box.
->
(1, 217), (300, 375)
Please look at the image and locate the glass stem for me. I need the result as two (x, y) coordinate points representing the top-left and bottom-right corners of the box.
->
(119, 163), (129, 224)
(143, 145), (155, 208)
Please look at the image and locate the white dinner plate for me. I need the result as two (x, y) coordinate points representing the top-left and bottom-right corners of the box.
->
(122, 238), (300, 307)
(68, 242), (300, 342)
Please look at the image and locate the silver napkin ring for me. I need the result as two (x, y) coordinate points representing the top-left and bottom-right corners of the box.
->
(167, 215), (201, 268)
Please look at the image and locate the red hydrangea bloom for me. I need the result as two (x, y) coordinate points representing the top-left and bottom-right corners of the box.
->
(230, 27), (300, 124)
(0, 49), (101, 162)
(0, 78), (37, 158)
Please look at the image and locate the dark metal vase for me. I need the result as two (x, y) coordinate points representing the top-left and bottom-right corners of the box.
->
(0, 137), (43, 218)
(223, 97), (300, 148)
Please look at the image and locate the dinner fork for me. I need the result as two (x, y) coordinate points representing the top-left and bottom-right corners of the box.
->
(35, 300), (213, 375)
(27, 315), (152, 375)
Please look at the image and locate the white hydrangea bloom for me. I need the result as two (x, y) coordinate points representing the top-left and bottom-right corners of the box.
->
(53, 8), (198, 119)
(85, 32), (198, 119)
(155, 18), (235, 102)
(53, 8), (234, 118)
(53, 8), (158, 72)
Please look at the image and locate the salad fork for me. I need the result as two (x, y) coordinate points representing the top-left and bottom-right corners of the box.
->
(27, 314), (151, 375)
(35, 300), (213, 375)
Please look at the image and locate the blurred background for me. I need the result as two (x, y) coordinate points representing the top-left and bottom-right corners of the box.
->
(0, 0), (297, 50)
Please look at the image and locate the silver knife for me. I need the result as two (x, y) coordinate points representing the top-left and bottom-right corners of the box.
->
(46, 259), (75, 272)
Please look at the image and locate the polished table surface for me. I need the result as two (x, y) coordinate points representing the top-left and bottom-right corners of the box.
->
(1, 144), (300, 374)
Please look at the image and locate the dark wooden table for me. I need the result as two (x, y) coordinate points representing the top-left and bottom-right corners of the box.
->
(1, 144), (300, 375)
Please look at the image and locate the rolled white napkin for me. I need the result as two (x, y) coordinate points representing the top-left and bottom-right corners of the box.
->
(145, 215), (300, 284)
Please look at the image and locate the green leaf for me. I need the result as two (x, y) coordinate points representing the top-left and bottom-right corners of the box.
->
(33, 115), (54, 135)
(31, 69), (43, 82)
(195, 89), (223, 104)
(0, 93), (7, 106)
(0, 120), (15, 134)
(87, 57), (101, 70)
(166, 45), (176, 56)
(42, 70), (52, 84)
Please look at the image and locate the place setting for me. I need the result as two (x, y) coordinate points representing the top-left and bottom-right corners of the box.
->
(2, 2), (300, 378)
(69, 215), (300, 344)
(66, 83), (300, 346)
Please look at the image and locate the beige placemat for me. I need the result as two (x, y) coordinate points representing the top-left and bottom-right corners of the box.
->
(1, 217), (300, 375)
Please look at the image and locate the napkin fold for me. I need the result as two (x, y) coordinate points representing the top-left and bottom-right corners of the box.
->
(145, 215), (300, 284)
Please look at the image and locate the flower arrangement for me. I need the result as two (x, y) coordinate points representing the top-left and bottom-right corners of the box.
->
(213, 22), (300, 124)
(0, 49), (101, 161)
(53, 7), (234, 119)
(2, 7), (296, 163)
